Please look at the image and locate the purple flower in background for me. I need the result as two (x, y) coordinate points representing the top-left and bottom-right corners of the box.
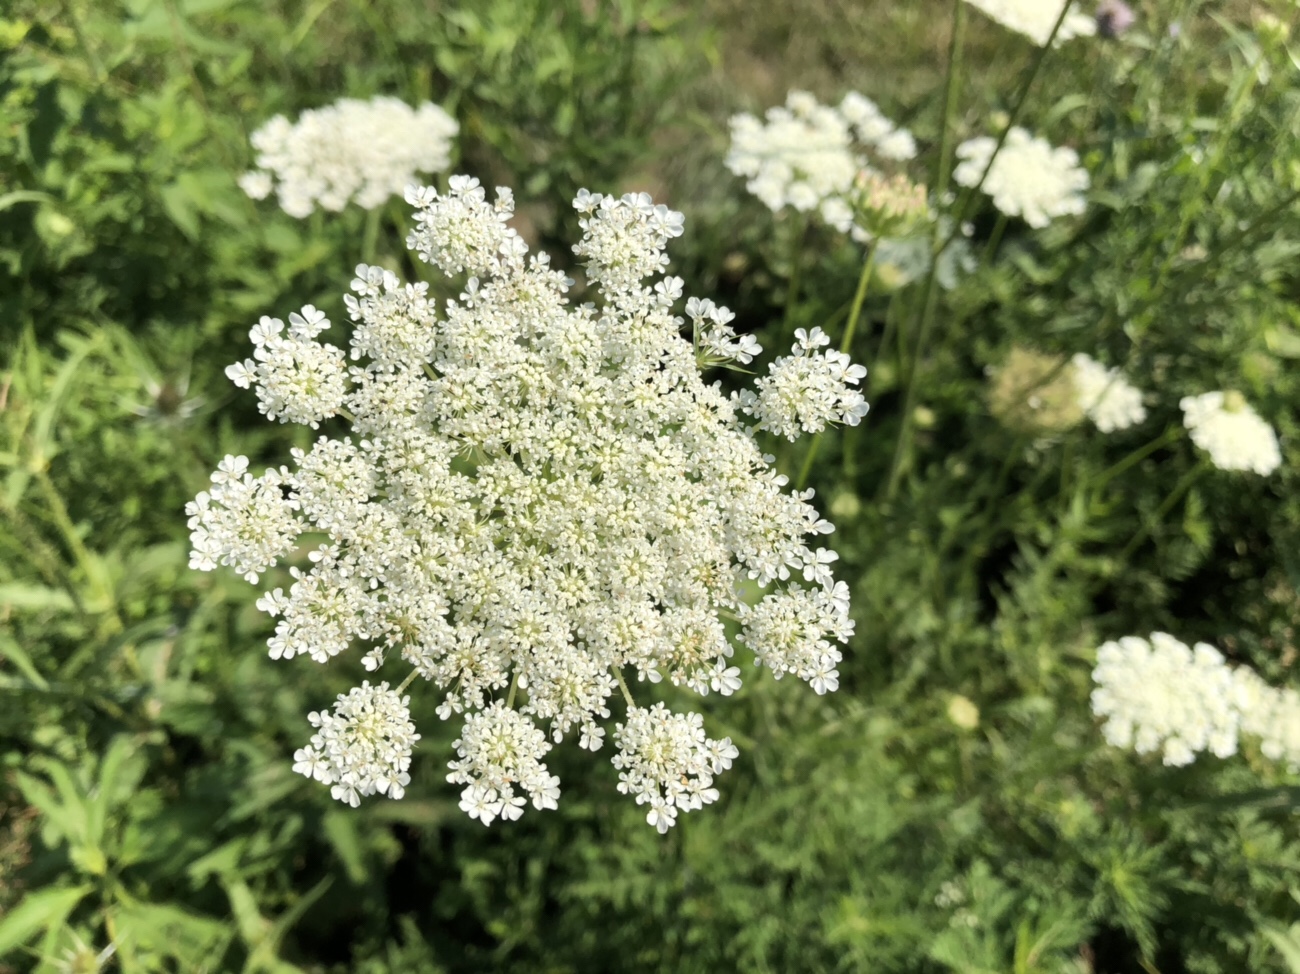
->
(1096, 0), (1136, 38)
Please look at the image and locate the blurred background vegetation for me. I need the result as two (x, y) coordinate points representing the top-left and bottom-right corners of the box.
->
(4, 0), (1300, 971)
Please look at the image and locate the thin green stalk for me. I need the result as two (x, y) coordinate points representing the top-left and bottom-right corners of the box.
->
(397, 670), (420, 694)
(57, 0), (106, 82)
(883, 0), (966, 499)
(1085, 425), (1181, 493)
(506, 673), (519, 709)
(982, 212), (1009, 264)
(782, 216), (809, 338)
(361, 206), (382, 265)
(1116, 462), (1205, 563)
(613, 668), (636, 709)
(839, 243), (878, 357)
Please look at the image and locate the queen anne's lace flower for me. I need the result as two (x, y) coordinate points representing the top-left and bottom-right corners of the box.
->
(1180, 391), (1282, 475)
(963, 0), (1097, 45)
(726, 90), (921, 241)
(1092, 633), (1300, 770)
(1091, 633), (1240, 766)
(241, 96), (458, 217)
(954, 128), (1089, 228)
(739, 327), (869, 440)
(613, 704), (739, 833)
(292, 682), (419, 807)
(1071, 353), (1146, 432)
(188, 176), (865, 828)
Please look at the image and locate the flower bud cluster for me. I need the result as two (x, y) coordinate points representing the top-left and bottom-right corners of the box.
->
(189, 176), (864, 827)
(239, 96), (458, 217)
(726, 90), (920, 241)
(1091, 632), (1300, 769)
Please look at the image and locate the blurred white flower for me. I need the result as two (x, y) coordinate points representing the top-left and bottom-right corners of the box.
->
(726, 90), (922, 241)
(1071, 353), (1146, 432)
(1093, 633), (1300, 771)
(1091, 633), (1241, 766)
(954, 127), (1089, 228)
(1180, 390), (1281, 475)
(963, 0), (1097, 45)
(243, 96), (458, 217)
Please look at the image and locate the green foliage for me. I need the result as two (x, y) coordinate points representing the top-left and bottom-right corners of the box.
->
(4, 0), (1300, 971)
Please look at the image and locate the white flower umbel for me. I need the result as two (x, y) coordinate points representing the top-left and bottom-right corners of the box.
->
(293, 681), (419, 807)
(1093, 632), (1300, 771)
(447, 702), (562, 825)
(1234, 669), (1300, 771)
(954, 128), (1089, 229)
(1071, 353), (1146, 432)
(1091, 633), (1241, 766)
(962, 0), (1096, 45)
(739, 327), (869, 441)
(613, 704), (739, 833)
(188, 176), (864, 826)
(1180, 391), (1282, 475)
(242, 96), (458, 218)
(726, 90), (919, 241)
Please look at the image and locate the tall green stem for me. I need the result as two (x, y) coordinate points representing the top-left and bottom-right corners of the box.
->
(1116, 462), (1205, 563)
(884, 0), (966, 499)
(782, 216), (810, 338)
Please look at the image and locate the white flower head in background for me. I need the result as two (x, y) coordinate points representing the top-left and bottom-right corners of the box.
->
(241, 96), (458, 217)
(954, 127), (1089, 228)
(963, 0), (1097, 45)
(1180, 390), (1282, 475)
(1090, 633), (1241, 767)
(1092, 633), (1300, 771)
(726, 90), (921, 241)
(1071, 353), (1146, 432)
(187, 176), (865, 829)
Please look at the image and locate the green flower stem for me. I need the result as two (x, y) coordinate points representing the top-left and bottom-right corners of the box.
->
(506, 672), (519, 709)
(361, 206), (382, 265)
(795, 244), (877, 492)
(1085, 425), (1181, 493)
(782, 215), (810, 339)
(884, 0), (966, 499)
(613, 667), (637, 709)
(397, 670), (420, 695)
(1116, 460), (1206, 563)
(982, 212), (1009, 264)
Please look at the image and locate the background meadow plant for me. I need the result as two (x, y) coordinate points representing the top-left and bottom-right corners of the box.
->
(5, 0), (1300, 972)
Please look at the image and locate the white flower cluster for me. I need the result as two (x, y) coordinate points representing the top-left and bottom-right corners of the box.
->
(726, 90), (918, 240)
(447, 702), (562, 825)
(188, 176), (863, 828)
(239, 96), (458, 217)
(739, 327), (869, 441)
(292, 682), (419, 807)
(954, 128), (1089, 228)
(1091, 633), (1300, 769)
(613, 704), (739, 833)
(962, 0), (1097, 46)
(1071, 353), (1146, 432)
(1180, 391), (1282, 475)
